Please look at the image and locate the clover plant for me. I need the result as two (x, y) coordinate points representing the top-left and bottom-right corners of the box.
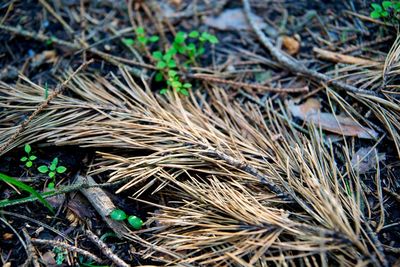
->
(20, 144), (37, 168)
(38, 157), (67, 189)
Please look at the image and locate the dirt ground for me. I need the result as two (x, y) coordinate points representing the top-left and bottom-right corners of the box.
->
(0, 0), (399, 266)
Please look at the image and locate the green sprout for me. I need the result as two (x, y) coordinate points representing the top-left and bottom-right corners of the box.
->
(151, 30), (218, 95)
(20, 144), (37, 168)
(122, 27), (159, 48)
(38, 157), (67, 189)
(127, 215), (143, 230)
(110, 209), (127, 221)
(370, 1), (400, 22)
(110, 209), (143, 230)
(53, 247), (67, 265)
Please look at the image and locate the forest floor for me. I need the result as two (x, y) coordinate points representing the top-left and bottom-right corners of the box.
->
(0, 0), (399, 266)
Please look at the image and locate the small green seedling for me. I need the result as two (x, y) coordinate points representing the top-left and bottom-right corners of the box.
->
(53, 247), (67, 265)
(110, 209), (143, 230)
(20, 144), (37, 168)
(38, 157), (67, 189)
(110, 209), (127, 221)
(370, 1), (400, 22)
(152, 30), (218, 95)
(128, 215), (143, 230)
(122, 27), (159, 48)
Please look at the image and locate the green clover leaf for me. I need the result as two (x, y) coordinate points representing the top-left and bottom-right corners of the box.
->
(38, 165), (49, 173)
(24, 144), (31, 154)
(122, 38), (134, 46)
(56, 166), (67, 174)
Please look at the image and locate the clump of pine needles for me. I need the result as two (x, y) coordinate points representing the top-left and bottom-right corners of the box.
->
(1, 56), (398, 265)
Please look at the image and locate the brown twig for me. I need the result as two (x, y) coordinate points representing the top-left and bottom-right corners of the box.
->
(313, 47), (380, 66)
(31, 238), (103, 263)
(383, 187), (400, 203)
(241, 0), (379, 97)
(21, 229), (40, 267)
(76, 176), (127, 238)
(192, 73), (309, 93)
(38, 0), (74, 36)
(202, 148), (293, 201)
(0, 59), (93, 155)
(86, 228), (130, 267)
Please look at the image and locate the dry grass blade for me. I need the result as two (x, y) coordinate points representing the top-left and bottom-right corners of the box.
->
(0, 66), (392, 266)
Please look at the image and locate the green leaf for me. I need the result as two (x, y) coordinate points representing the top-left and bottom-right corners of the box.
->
(122, 38), (134, 46)
(371, 3), (383, 11)
(155, 72), (164, 82)
(29, 155), (37, 161)
(189, 31), (199, 38)
(149, 35), (159, 42)
(38, 165), (49, 173)
(136, 27), (145, 35)
(0, 172), (54, 213)
(152, 51), (163, 60)
(177, 46), (186, 54)
(381, 10), (389, 17)
(26, 161), (33, 168)
(56, 166), (67, 174)
(160, 88), (168, 94)
(24, 144), (31, 154)
(110, 209), (127, 221)
(49, 171), (55, 178)
(163, 53), (172, 62)
(370, 10), (382, 18)
(167, 47), (177, 55)
(168, 70), (177, 77)
(174, 31), (186, 44)
(48, 182), (55, 189)
(172, 81), (182, 88)
(187, 43), (196, 51)
(52, 157), (59, 166)
(20, 156), (28, 162)
(50, 164), (56, 171)
(180, 88), (189, 96)
(127, 215), (143, 230)
(167, 60), (176, 68)
(138, 36), (147, 44)
(197, 47), (205, 55)
(207, 34), (219, 44)
(382, 1), (393, 9)
(156, 61), (167, 69)
(183, 83), (192, 88)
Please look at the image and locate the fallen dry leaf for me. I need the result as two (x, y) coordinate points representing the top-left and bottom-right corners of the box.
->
(204, 8), (267, 31)
(287, 98), (378, 139)
(31, 50), (57, 68)
(351, 147), (385, 174)
(282, 36), (300, 55)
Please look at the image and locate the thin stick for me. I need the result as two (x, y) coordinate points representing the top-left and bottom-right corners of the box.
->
(38, 0), (74, 35)
(31, 238), (103, 263)
(202, 148), (293, 201)
(192, 73), (309, 93)
(86, 228), (130, 267)
(241, 0), (379, 97)
(21, 229), (40, 267)
(0, 59), (93, 155)
(0, 175), (134, 208)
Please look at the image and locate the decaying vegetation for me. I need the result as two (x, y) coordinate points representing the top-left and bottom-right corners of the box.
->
(0, 0), (399, 266)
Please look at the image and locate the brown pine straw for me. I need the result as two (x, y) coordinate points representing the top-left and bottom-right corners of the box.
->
(0, 66), (398, 266)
